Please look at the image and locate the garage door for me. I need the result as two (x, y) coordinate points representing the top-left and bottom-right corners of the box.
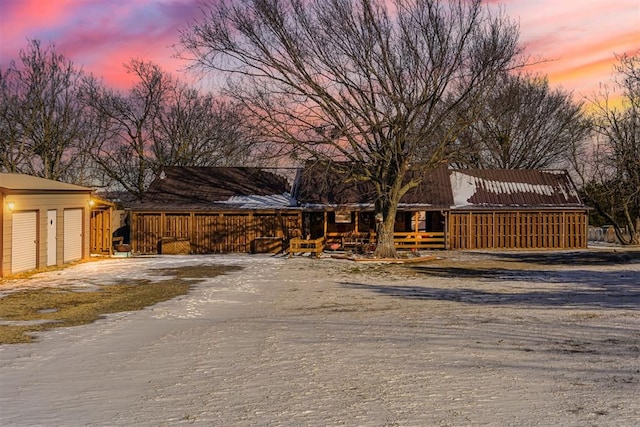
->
(11, 211), (38, 274)
(64, 208), (83, 263)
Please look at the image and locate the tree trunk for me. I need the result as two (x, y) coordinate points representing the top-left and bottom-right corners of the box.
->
(632, 217), (640, 245)
(373, 200), (398, 258)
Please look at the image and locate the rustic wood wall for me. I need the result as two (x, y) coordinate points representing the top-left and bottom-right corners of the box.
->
(448, 210), (587, 250)
(89, 208), (112, 255)
(132, 209), (587, 253)
(131, 211), (301, 254)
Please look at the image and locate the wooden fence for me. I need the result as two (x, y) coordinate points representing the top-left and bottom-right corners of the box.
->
(89, 208), (112, 255)
(131, 209), (587, 254)
(131, 211), (301, 254)
(448, 210), (587, 250)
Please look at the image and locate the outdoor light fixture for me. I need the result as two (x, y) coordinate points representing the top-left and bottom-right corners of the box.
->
(88, 199), (95, 207)
(7, 201), (15, 211)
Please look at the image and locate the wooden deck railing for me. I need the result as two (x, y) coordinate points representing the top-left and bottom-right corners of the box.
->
(289, 237), (325, 257)
(290, 232), (445, 255)
(329, 231), (446, 251)
(393, 232), (445, 250)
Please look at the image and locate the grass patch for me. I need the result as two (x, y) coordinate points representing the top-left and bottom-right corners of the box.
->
(152, 264), (241, 279)
(0, 264), (241, 345)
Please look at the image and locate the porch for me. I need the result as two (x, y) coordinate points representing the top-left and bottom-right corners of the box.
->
(301, 209), (447, 252)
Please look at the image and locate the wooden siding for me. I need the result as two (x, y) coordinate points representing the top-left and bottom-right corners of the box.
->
(448, 210), (587, 250)
(131, 211), (301, 254)
(131, 209), (587, 254)
(90, 209), (112, 255)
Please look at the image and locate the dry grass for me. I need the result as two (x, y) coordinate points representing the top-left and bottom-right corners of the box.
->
(0, 265), (241, 345)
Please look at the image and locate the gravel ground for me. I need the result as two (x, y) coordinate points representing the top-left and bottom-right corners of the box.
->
(0, 249), (639, 426)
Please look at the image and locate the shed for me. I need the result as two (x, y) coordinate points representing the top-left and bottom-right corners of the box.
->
(129, 167), (302, 254)
(446, 169), (588, 249)
(1, 173), (94, 277)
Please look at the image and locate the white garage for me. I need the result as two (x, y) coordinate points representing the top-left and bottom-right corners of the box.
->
(1, 173), (93, 277)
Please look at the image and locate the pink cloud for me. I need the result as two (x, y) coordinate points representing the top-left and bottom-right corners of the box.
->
(0, 0), (83, 63)
(524, 27), (639, 97)
(1, 0), (79, 33)
(1, 0), (638, 99)
(499, 0), (639, 97)
(0, 0), (201, 87)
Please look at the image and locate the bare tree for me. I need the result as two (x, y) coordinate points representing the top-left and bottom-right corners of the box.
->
(82, 59), (172, 198)
(150, 84), (257, 168)
(0, 68), (25, 173)
(579, 53), (640, 245)
(0, 40), (88, 181)
(453, 72), (589, 169)
(180, 0), (522, 257)
(82, 59), (259, 198)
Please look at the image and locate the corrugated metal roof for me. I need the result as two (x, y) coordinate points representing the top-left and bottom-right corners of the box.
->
(0, 173), (91, 192)
(450, 169), (582, 208)
(402, 166), (453, 208)
(296, 164), (583, 209)
(131, 165), (585, 212)
(295, 163), (453, 208)
(134, 167), (296, 210)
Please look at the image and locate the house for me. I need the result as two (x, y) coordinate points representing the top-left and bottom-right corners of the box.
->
(1, 173), (96, 277)
(129, 167), (302, 254)
(129, 165), (587, 254)
(295, 164), (588, 250)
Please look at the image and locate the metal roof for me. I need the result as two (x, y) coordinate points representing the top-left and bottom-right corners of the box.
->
(296, 165), (584, 210)
(0, 173), (91, 193)
(450, 169), (582, 208)
(131, 166), (586, 212)
(133, 167), (297, 211)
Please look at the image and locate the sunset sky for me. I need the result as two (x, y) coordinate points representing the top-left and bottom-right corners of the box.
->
(0, 0), (638, 100)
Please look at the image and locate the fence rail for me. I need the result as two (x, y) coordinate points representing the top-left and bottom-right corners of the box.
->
(393, 232), (446, 250)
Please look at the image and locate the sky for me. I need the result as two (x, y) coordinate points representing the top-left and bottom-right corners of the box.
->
(0, 0), (638, 101)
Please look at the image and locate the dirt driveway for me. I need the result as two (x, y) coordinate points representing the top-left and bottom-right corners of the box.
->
(1, 248), (639, 426)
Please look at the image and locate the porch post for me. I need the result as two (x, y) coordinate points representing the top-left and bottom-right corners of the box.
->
(324, 211), (328, 237)
(444, 211), (449, 250)
(355, 211), (359, 233)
